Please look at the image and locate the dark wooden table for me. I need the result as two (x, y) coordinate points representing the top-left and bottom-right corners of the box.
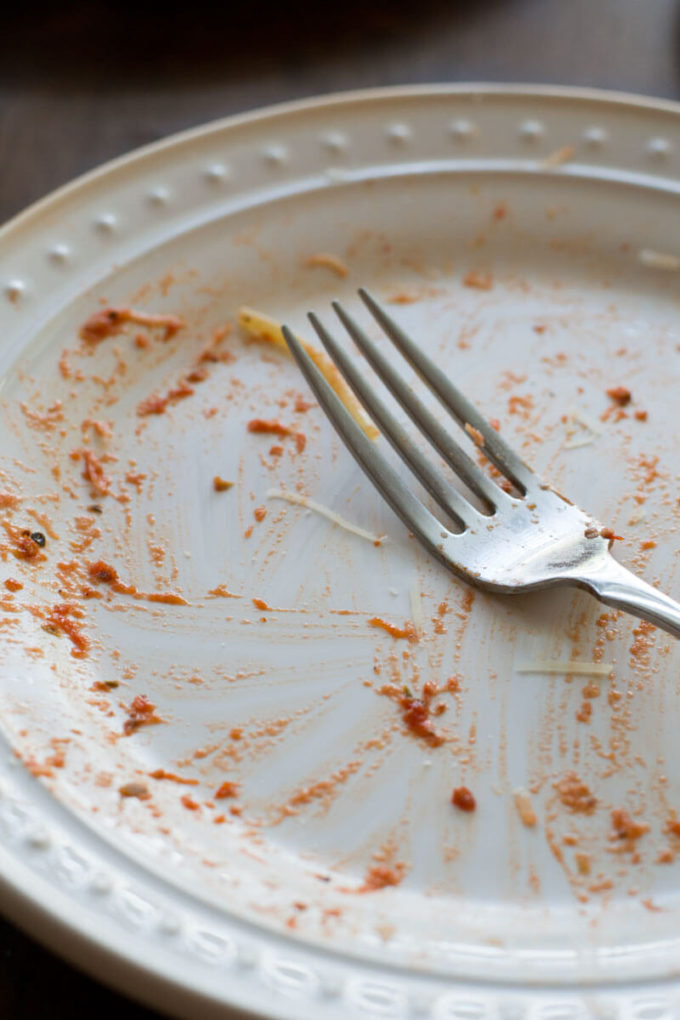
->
(2, 0), (680, 1015)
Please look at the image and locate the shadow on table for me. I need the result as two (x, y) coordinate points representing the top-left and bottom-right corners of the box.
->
(1, 0), (508, 90)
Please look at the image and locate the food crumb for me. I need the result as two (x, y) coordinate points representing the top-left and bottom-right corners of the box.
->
(606, 386), (632, 406)
(119, 781), (151, 800)
(575, 852), (591, 876)
(610, 808), (649, 849)
(304, 253), (349, 278)
(542, 144), (575, 168)
(464, 423), (485, 447)
(215, 781), (239, 799)
(463, 270), (493, 291)
(368, 617), (418, 641)
(79, 307), (184, 345)
(513, 788), (537, 827)
(452, 786), (476, 812)
(149, 769), (198, 786)
(213, 476), (233, 492)
(123, 695), (162, 736)
(554, 773), (597, 814)
(358, 863), (406, 893)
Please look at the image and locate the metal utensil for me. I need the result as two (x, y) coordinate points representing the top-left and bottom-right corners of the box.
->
(282, 289), (680, 639)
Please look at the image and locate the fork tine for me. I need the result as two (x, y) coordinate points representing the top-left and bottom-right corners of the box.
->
(358, 288), (536, 494)
(281, 325), (457, 557)
(307, 312), (472, 530)
(331, 300), (509, 511)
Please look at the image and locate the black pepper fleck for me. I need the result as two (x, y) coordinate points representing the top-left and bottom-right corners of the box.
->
(29, 532), (46, 547)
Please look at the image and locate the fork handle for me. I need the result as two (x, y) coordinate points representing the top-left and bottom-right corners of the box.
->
(578, 556), (680, 639)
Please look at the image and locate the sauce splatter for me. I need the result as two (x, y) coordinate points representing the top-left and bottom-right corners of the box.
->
(123, 695), (163, 736)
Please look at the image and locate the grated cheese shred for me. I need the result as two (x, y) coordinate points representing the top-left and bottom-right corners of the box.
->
(562, 407), (602, 450)
(267, 488), (384, 544)
(409, 580), (425, 633)
(513, 788), (537, 828)
(639, 248), (680, 271)
(238, 306), (378, 440)
(516, 660), (613, 677)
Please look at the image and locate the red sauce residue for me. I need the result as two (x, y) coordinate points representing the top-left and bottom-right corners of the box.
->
(248, 418), (292, 437)
(0, 491), (19, 509)
(283, 762), (361, 814)
(252, 597), (272, 611)
(492, 202), (508, 221)
(44, 603), (89, 658)
(507, 393), (534, 418)
(368, 617), (418, 641)
(378, 679), (449, 747)
(630, 619), (655, 664)
(215, 781), (239, 799)
(86, 559), (188, 606)
(88, 560), (120, 585)
(294, 396), (314, 412)
(665, 816), (680, 839)
(137, 379), (194, 417)
(123, 695), (163, 736)
(463, 270), (493, 291)
(401, 696), (444, 746)
(253, 506), (266, 522)
(145, 592), (188, 606)
(180, 794), (200, 811)
(610, 808), (649, 851)
(247, 418), (306, 452)
(80, 448), (111, 497)
(79, 307), (184, 345)
(606, 385), (632, 406)
(150, 769), (198, 786)
(600, 527), (623, 542)
(91, 680), (119, 692)
(200, 330), (235, 368)
(634, 409), (648, 422)
(451, 786), (476, 812)
(4, 578), (22, 592)
(2, 522), (47, 562)
(358, 862), (406, 893)
(554, 773), (597, 814)
(464, 423), (485, 447)
(206, 585), (239, 599)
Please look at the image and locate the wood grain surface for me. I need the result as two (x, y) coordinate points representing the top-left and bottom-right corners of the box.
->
(1, 0), (679, 1015)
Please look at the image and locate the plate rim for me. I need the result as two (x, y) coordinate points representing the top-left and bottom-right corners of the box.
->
(3, 81), (680, 242)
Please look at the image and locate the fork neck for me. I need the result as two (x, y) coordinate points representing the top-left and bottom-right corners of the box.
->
(575, 554), (680, 640)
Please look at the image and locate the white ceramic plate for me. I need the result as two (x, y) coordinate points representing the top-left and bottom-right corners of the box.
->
(2, 85), (680, 1019)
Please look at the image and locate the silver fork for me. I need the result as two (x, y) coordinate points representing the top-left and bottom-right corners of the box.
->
(282, 289), (680, 639)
